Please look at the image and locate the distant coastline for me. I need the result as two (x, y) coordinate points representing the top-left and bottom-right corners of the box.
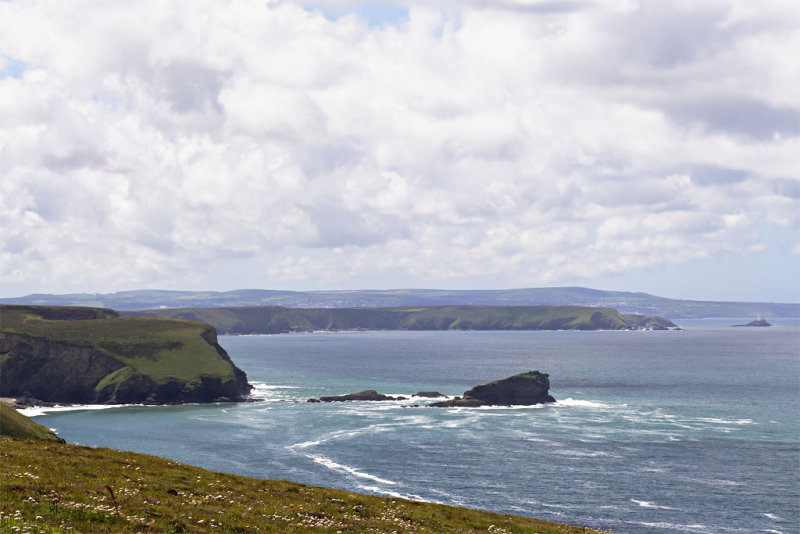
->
(3, 286), (797, 318)
(123, 305), (677, 334)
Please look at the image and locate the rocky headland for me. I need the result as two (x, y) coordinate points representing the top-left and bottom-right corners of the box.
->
(0, 305), (251, 405)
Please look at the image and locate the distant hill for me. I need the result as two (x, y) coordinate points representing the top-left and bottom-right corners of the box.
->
(123, 305), (675, 334)
(2, 287), (797, 318)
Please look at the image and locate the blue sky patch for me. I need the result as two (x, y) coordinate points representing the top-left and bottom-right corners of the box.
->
(305, 2), (408, 28)
(0, 57), (27, 79)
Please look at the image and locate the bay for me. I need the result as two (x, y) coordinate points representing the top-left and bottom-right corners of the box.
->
(30, 319), (800, 533)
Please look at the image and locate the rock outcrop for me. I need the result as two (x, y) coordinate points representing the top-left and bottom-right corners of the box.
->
(413, 391), (444, 398)
(430, 371), (556, 407)
(308, 390), (406, 402)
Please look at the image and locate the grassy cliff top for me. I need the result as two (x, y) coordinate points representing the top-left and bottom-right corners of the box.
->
(0, 436), (605, 533)
(1, 305), (235, 388)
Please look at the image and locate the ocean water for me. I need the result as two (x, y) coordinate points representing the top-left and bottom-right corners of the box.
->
(28, 319), (800, 533)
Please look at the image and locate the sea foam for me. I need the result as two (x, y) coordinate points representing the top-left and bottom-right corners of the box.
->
(308, 454), (396, 485)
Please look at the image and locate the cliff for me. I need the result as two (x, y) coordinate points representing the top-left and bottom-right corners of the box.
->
(0, 305), (251, 405)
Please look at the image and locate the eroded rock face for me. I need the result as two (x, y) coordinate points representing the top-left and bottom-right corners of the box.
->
(430, 371), (556, 407)
(0, 307), (252, 405)
(0, 333), (124, 403)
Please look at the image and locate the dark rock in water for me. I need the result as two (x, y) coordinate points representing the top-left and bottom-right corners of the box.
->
(733, 318), (772, 327)
(309, 390), (405, 402)
(413, 391), (444, 398)
(430, 371), (555, 407)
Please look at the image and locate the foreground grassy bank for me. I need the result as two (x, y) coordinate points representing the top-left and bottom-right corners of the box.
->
(0, 404), (63, 442)
(0, 436), (604, 533)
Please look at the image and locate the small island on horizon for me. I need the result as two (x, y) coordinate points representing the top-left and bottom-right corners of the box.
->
(732, 317), (773, 327)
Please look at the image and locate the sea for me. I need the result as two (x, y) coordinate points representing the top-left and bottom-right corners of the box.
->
(25, 318), (800, 533)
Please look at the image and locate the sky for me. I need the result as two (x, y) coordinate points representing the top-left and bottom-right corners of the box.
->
(1, 0), (798, 303)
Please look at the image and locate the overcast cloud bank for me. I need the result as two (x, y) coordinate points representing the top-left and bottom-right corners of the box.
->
(1, 0), (798, 301)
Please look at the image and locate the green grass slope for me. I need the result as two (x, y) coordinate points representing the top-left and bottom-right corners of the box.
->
(128, 305), (674, 334)
(0, 436), (605, 533)
(0, 305), (250, 404)
(0, 404), (63, 442)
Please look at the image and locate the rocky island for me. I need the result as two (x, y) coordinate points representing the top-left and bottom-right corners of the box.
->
(430, 371), (556, 407)
(308, 390), (407, 402)
(0, 305), (251, 405)
(302, 372), (556, 408)
(733, 318), (773, 327)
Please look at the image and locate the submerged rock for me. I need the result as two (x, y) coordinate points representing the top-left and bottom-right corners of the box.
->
(430, 371), (556, 407)
(309, 390), (406, 402)
(413, 391), (445, 398)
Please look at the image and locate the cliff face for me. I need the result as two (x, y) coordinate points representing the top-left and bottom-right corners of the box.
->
(0, 333), (124, 403)
(0, 305), (251, 405)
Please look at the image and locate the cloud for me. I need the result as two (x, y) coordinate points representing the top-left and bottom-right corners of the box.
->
(0, 0), (798, 297)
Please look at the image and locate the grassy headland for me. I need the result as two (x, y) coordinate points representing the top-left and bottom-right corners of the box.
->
(0, 435), (605, 533)
(0, 305), (250, 404)
(126, 305), (674, 334)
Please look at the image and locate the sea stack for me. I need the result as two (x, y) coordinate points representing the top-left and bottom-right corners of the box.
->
(430, 371), (556, 407)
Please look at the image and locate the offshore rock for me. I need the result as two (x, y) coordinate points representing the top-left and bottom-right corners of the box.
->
(309, 390), (406, 402)
(413, 391), (445, 398)
(430, 371), (556, 407)
(733, 318), (772, 327)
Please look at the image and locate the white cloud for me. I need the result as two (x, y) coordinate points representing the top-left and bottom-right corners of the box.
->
(0, 0), (798, 299)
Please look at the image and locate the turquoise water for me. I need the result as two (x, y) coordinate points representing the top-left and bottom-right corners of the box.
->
(30, 319), (800, 533)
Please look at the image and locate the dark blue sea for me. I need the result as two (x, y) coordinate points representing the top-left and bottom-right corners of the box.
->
(28, 319), (800, 533)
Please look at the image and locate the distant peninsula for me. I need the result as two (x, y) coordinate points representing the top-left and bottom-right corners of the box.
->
(123, 305), (676, 334)
(0, 305), (251, 405)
